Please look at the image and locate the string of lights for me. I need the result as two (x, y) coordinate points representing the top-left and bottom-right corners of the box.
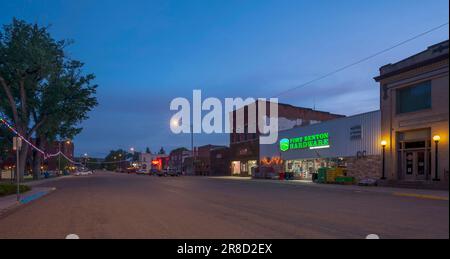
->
(1, 116), (132, 166)
(1, 117), (75, 164)
(0, 117), (46, 157)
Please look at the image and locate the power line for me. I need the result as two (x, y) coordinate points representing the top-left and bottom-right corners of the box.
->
(272, 22), (449, 98)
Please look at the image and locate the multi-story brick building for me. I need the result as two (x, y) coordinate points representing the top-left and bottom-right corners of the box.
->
(169, 148), (191, 174)
(210, 146), (231, 176)
(193, 144), (227, 176)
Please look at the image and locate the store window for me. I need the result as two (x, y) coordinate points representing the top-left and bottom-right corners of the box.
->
(396, 81), (431, 114)
(231, 161), (241, 175)
(247, 160), (257, 175)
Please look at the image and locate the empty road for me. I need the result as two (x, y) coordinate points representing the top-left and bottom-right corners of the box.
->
(0, 171), (448, 239)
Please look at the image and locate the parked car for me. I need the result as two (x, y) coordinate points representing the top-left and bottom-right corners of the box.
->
(126, 167), (137, 174)
(154, 169), (167, 177)
(75, 168), (93, 176)
(136, 169), (149, 175)
(167, 168), (181, 177)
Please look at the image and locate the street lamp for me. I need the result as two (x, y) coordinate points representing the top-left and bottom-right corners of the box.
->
(83, 153), (88, 168)
(380, 140), (387, 180)
(171, 118), (194, 175)
(433, 135), (441, 181)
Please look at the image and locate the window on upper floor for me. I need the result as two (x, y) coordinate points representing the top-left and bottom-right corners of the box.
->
(396, 81), (431, 114)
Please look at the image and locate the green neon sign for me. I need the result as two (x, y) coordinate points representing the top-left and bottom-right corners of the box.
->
(279, 132), (330, 151)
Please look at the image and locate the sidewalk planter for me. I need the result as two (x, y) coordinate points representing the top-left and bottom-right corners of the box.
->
(0, 184), (31, 197)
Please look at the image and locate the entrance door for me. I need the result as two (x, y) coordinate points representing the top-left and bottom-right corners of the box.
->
(231, 161), (241, 175)
(403, 150), (429, 181)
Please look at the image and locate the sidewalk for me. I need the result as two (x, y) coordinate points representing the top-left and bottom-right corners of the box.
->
(210, 176), (449, 201)
(23, 175), (74, 187)
(0, 187), (55, 216)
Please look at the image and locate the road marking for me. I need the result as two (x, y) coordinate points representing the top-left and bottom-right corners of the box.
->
(366, 234), (380, 239)
(393, 192), (449, 201)
(20, 191), (48, 204)
(65, 234), (80, 239)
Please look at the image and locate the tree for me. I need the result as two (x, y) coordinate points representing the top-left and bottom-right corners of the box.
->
(103, 149), (132, 171)
(158, 147), (166, 155)
(0, 126), (13, 180)
(0, 18), (98, 179)
(85, 158), (102, 171)
(145, 147), (151, 154)
(31, 59), (97, 179)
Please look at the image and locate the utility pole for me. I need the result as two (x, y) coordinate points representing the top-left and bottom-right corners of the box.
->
(191, 123), (194, 176)
(13, 137), (22, 203)
(58, 140), (61, 175)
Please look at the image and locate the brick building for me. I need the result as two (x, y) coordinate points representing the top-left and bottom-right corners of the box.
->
(210, 146), (231, 176)
(193, 144), (227, 176)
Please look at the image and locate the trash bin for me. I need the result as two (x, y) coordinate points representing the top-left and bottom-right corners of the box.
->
(311, 173), (318, 182)
(317, 167), (329, 183)
(278, 172), (285, 180)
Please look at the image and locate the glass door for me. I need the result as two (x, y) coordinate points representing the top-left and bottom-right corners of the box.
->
(402, 149), (430, 181)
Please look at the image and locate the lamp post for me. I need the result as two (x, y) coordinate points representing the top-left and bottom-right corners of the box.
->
(83, 153), (88, 168)
(13, 137), (22, 203)
(130, 147), (135, 169)
(380, 140), (387, 180)
(58, 140), (61, 175)
(171, 118), (194, 175)
(65, 140), (71, 171)
(433, 135), (440, 181)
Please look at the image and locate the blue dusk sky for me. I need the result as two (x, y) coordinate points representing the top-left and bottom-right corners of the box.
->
(1, 0), (449, 157)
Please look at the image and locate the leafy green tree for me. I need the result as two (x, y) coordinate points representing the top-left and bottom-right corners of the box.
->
(158, 147), (166, 155)
(85, 157), (102, 170)
(0, 127), (13, 180)
(145, 147), (151, 154)
(103, 149), (132, 171)
(0, 19), (98, 179)
(31, 59), (97, 178)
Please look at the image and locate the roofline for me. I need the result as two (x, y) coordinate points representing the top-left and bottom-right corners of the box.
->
(276, 110), (380, 135)
(231, 100), (344, 117)
(374, 53), (449, 81)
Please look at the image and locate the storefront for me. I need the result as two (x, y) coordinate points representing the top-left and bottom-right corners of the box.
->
(260, 111), (382, 181)
(284, 157), (347, 180)
(231, 160), (257, 176)
(375, 40), (449, 185)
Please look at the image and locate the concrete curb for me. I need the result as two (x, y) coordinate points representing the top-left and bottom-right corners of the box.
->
(0, 187), (56, 218)
(209, 176), (449, 201)
(23, 175), (74, 187)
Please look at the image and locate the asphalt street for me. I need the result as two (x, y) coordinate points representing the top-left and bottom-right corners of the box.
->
(0, 171), (448, 239)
